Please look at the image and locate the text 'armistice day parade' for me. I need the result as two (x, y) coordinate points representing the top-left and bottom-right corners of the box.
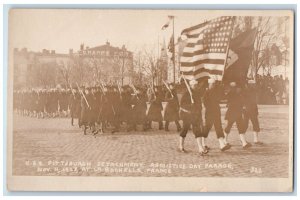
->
(13, 15), (290, 158)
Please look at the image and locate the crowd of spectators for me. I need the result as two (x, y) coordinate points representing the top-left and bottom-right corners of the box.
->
(256, 74), (289, 105)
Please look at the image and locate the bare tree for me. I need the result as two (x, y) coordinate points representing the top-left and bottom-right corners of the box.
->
(132, 51), (147, 85)
(58, 60), (72, 87)
(85, 56), (103, 85)
(70, 55), (86, 86)
(140, 47), (161, 86)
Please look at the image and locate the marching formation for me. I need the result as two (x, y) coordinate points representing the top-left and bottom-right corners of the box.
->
(13, 79), (263, 156)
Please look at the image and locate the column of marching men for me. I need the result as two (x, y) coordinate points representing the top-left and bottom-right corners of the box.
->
(13, 79), (263, 156)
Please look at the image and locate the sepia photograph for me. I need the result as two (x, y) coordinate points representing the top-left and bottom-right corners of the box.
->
(6, 8), (294, 192)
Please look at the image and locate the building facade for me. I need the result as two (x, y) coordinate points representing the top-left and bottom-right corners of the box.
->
(13, 48), (71, 89)
(75, 42), (134, 86)
(13, 42), (134, 89)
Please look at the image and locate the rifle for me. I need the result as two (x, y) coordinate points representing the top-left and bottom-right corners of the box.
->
(76, 82), (90, 108)
(181, 74), (194, 104)
(163, 80), (174, 98)
(99, 83), (106, 94)
(100, 82), (116, 116)
(100, 80), (107, 87)
(69, 83), (76, 98)
(148, 83), (156, 99)
(117, 82), (122, 99)
(129, 84), (139, 100)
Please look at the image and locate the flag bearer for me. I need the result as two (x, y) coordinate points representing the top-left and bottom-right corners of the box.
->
(178, 79), (208, 156)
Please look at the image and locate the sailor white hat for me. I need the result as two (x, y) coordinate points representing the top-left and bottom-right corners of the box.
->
(248, 80), (256, 84)
(208, 79), (216, 84)
(189, 79), (198, 86)
(230, 82), (237, 87)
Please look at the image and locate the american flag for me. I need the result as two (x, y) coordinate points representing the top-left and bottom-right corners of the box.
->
(180, 16), (235, 81)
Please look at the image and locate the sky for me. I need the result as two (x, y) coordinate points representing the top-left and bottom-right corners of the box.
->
(8, 9), (228, 54)
(9, 9), (291, 55)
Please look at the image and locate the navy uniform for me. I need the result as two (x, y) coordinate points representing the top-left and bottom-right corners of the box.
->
(111, 87), (121, 133)
(178, 79), (207, 155)
(203, 80), (230, 151)
(80, 88), (91, 135)
(99, 87), (115, 131)
(131, 88), (147, 131)
(47, 89), (59, 117)
(93, 87), (102, 126)
(146, 87), (163, 130)
(243, 80), (262, 145)
(224, 82), (251, 148)
(58, 89), (68, 114)
(89, 88), (98, 134)
(69, 90), (80, 126)
(119, 87), (133, 131)
(164, 85), (181, 131)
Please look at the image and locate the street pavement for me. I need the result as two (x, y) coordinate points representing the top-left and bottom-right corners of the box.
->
(12, 105), (290, 177)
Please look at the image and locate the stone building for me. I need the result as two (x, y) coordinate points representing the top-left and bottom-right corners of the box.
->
(13, 42), (134, 89)
(75, 42), (133, 86)
(13, 48), (71, 89)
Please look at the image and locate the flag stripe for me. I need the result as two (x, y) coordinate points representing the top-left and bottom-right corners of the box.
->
(181, 58), (225, 67)
(181, 21), (208, 35)
(180, 53), (227, 63)
(182, 67), (224, 76)
(182, 73), (223, 81)
(185, 35), (204, 44)
(186, 33), (201, 38)
(185, 39), (205, 48)
(182, 49), (205, 56)
(180, 16), (234, 81)
(182, 45), (204, 54)
(180, 63), (225, 72)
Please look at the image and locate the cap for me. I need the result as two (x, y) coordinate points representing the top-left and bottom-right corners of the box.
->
(230, 82), (237, 87)
(208, 79), (216, 84)
(189, 79), (198, 86)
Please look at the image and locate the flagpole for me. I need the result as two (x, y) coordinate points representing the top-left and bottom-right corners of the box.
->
(172, 16), (176, 84)
(221, 17), (236, 83)
(157, 35), (160, 85)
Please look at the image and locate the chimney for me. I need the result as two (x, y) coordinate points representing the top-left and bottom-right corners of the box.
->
(80, 43), (84, 51)
(42, 49), (47, 54)
(86, 46), (89, 50)
(51, 50), (55, 54)
(69, 49), (73, 55)
(106, 41), (110, 46)
(22, 48), (28, 53)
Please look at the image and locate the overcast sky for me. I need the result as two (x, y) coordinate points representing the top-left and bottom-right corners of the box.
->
(9, 9), (290, 54)
(8, 9), (230, 54)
